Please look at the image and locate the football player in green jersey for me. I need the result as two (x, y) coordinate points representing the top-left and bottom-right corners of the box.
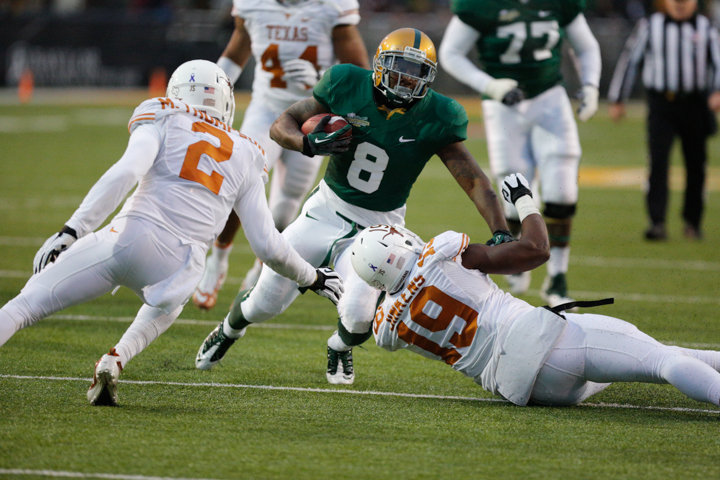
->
(439, 0), (601, 308)
(195, 28), (513, 385)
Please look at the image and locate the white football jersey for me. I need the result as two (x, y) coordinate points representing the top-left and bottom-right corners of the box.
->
(119, 97), (269, 246)
(234, 0), (360, 110)
(373, 231), (535, 382)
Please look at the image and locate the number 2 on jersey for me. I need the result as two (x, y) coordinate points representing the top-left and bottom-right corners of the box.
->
(179, 122), (233, 195)
(261, 44), (319, 88)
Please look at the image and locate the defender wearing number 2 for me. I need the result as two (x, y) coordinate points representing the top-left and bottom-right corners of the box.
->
(195, 29), (510, 385)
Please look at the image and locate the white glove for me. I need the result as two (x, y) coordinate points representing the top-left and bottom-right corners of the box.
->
(501, 173), (540, 222)
(486, 78), (519, 102)
(283, 59), (320, 89)
(303, 267), (344, 305)
(33, 228), (78, 274)
(577, 85), (599, 122)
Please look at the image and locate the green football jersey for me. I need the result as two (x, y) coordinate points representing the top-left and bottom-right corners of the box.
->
(313, 64), (467, 212)
(452, 0), (585, 98)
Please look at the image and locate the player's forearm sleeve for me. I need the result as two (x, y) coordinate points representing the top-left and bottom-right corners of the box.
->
(439, 16), (493, 94)
(234, 175), (316, 287)
(565, 14), (601, 88)
(65, 125), (159, 237)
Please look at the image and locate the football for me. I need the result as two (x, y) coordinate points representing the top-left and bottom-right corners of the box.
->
(301, 113), (351, 137)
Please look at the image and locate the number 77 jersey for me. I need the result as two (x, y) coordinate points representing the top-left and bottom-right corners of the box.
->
(451, 0), (585, 99)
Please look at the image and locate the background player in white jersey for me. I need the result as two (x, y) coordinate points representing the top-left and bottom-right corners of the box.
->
(0, 60), (342, 406)
(439, 0), (602, 308)
(192, 0), (369, 310)
(351, 175), (720, 408)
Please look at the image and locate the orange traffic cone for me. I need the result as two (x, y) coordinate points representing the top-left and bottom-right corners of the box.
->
(148, 67), (167, 98)
(18, 69), (34, 104)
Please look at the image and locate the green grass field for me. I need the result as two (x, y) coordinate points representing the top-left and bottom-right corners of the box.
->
(1, 92), (719, 479)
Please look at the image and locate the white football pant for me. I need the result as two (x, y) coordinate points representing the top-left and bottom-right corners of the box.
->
(241, 182), (403, 334)
(483, 85), (581, 220)
(240, 99), (323, 231)
(0, 217), (195, 366)
(531, 313), (720, 406)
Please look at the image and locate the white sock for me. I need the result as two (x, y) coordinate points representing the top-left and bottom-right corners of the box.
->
(223, 315), (246, 339)
(114, 305), (182, 368)
(0, 310), (17, 348)
(547, 246), (570, 277)
(212, 242), (233, 263)
(661, 355), (720, 406)
(670, 346), (720, 372)
(328, 331), (351, 352)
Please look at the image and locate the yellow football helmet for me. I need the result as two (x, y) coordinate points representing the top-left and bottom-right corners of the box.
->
(373, 28), (437, 105)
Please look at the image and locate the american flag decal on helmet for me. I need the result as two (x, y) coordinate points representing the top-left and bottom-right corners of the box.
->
(204, 87), (215, 94)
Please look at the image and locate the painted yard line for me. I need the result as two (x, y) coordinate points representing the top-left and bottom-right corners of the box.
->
(44, 314), (720, 348)
(525, 288), (720, 305)
(571, 255), (720, 271)
(0, 469), (221, 480)
(48, 314), (335, 331)
(2, 239), (719, 272)
(1, 374), (718, 414)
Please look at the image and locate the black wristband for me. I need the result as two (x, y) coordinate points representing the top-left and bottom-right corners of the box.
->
(60, 225), (78, 239)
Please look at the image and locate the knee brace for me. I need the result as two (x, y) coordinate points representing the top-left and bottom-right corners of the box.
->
(543, 203), (577, 220)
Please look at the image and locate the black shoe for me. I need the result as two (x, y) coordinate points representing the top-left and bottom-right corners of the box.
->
(683, 223), (703, 241)
(644, 224), (667, 241)
(326, 346), (354, 385)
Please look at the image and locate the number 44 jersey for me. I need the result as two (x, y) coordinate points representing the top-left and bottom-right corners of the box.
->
(235, 0), (360, 110)
(451, 0), (585, 99)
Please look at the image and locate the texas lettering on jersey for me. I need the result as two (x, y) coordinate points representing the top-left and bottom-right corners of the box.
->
(234, 0), (360, 106)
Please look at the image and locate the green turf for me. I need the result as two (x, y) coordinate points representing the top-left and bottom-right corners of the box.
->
(1, 98), (719, 480)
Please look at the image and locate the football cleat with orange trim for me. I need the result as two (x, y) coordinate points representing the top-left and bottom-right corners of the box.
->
(87, 348), (122, 406)
(192, 243), (232, 310)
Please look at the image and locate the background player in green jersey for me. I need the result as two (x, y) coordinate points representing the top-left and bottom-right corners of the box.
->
(439, 0), (602, 307)
(195, 28), (510, 384)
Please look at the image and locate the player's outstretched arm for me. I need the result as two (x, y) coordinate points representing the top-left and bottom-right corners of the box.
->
(437, 142), (509, 234)
(217, 17), (252, 84)
(33, 125), (159, 273)
(461, 174), (549, 275)
(332, 24), (370, 69)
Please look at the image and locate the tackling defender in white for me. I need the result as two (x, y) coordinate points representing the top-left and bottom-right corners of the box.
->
(0, 60), (343, 406)
(192, 0), (369, 310)
(351, 174), (720, 407)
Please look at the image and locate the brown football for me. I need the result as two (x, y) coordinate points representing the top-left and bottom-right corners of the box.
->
(301, 114), (351, 137)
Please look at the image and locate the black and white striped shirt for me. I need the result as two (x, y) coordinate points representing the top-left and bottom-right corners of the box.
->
(608, 12), (720, 102)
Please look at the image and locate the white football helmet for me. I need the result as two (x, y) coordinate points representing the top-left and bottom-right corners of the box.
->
(351, 224), (424, 295)
(166, 60), (235, 126)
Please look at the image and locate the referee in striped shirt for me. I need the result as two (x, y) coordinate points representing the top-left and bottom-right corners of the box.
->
(608, 0), (720, 240)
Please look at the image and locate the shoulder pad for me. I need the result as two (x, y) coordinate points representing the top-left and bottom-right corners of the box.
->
(419, 231), (470, 267)
(128, 97), (189, 134)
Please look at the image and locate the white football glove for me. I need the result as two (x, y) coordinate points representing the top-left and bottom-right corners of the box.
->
(303, 267), (344, 305)
(577, 85), (599, 122)
(33, 227), (78, 274)
(501, 173), (532, 205)
(486, 78), (524, 105)
(283, 59), (320, 89)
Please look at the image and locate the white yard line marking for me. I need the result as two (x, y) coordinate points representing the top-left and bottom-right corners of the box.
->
(48, 314), (335, 331)
(1, 374), (718, 414)
(44, 314), (720, 348)
(0, 469), (221, 480)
